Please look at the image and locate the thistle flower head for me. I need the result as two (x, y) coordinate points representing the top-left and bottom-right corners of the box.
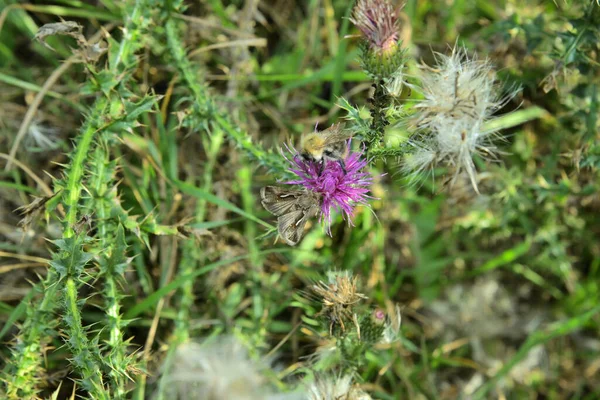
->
(312, 271), (367, 310)
(351, 0), (401, 54)
(311, 271), (367, 336)
(284, 144), (373, 234)
(405, 46), (519, 193)
(306, 373), (372, 400)
(352, 0), (407, 80)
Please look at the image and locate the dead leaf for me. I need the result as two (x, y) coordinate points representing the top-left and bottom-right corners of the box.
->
(76, 40), (108, 63)
(34, 21), (85, 51)
(15, 192), (58, 231)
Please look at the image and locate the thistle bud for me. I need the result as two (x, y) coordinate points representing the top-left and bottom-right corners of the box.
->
(351, 0), (407, 80)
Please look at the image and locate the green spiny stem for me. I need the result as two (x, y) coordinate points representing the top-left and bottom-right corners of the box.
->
(64, 97), (108, 237)
(368, 144), (410, 159)
(89, 142), (128, 398)
(111, 0), (145, 74)
(366, 81), (390, 154)
(164, 18), (288, 174)
(155, 19), (239, 399)
(101, 227), (129, 400)
(5, 271), (59, 399)
(5, 100), (107, 397)
(91, 144), (111, 246)
(6, 1), (154, 398)
(64, 276), (109, 400)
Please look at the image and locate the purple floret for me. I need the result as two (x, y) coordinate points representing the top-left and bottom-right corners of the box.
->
(283, 143), (373, 234)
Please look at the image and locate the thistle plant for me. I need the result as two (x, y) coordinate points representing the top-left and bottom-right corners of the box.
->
(304, 271), (402, 377)
(2, 0), (594, 399)
(4, 1), (160, 398)
(338, 0), (523, 194)
(348, 0), (408, 155)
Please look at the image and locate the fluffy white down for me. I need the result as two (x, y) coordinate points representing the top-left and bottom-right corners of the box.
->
(162, 337), (301, 400)
(405, 46), (518, 193)
(306, 374), (372, 400)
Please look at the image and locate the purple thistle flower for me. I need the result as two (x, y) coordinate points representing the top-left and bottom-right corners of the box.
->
(351, 0), (401, 54)
(283, 143), (373, 235)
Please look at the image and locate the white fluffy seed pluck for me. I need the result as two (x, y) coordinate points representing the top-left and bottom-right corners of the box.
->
(381, 304), (402, 344)
(405, 46), (519, 193)
(162, 336), (299, 400)
(306, 374), (372, 400)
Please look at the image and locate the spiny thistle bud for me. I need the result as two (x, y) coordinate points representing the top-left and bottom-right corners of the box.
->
(358, 310), (386, 344)
(311, 271), (367, 337)
(351, 0), (400, 55)
(351, 0), (407, 80)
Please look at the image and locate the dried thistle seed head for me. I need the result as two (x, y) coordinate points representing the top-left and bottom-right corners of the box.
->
(381, 304), (402, 344)
(313, 271), (367, 310)
(312, 271), (367, 336)
(413, 47), (511, 130)
(306, 373), (372, 400)
(405, 46), (520, 193)
(162, 336), (298, 400)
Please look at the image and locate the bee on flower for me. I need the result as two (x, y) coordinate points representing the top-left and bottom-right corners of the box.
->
(261, 129), (374, 245)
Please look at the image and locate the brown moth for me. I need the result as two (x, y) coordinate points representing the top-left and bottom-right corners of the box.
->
(260, 186), (321, 246)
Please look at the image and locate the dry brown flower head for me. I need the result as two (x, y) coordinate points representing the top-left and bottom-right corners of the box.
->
(312, 272), (367, 336)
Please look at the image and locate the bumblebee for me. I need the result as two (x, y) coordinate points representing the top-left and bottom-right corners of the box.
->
(300, 123), (352, 170)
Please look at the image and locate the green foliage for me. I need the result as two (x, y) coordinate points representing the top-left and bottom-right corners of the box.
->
(0, 0), (599, 399)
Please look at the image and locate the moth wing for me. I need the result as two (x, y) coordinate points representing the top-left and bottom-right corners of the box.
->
(305, 204), (321, 219)
(261, 186), (304, 216)
(277, 210), (311, 246)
